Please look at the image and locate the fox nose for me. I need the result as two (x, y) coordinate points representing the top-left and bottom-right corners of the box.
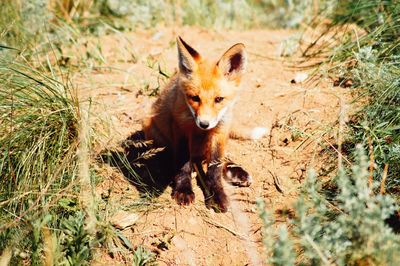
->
(198, 120), (210, 129)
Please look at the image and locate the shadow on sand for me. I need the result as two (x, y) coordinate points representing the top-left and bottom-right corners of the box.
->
(100, 130), (175, 198)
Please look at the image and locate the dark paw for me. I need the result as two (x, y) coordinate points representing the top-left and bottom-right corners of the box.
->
(224, 164), (252, 187)
(172, 188), (195, 206)
(205, 191), (229, 213)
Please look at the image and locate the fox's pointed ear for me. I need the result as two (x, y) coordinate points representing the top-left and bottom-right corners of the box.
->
(177, 36), (201, 76)
(217, 43), (247, 81)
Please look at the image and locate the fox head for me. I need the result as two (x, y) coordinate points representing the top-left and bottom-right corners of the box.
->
(176, 36), (247, 130)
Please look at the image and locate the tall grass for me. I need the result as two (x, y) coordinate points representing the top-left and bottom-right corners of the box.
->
(0, 2), (159, 263)
(0, 50), (82, 262)
(302, 0), (400, 194)
(0, 50), (133, 266)
(0, 57), (79, 208)
(1, 3), (86, 263)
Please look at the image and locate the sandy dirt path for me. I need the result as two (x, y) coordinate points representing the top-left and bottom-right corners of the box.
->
(70, 26), (349, 265)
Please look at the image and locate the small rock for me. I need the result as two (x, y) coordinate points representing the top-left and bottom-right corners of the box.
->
(291, 72), (308, 84)
(246, 207), (256, 213)
(188, 217), (198, 225)
(171, 236), (186, 249)
(111, 210), (139, 229)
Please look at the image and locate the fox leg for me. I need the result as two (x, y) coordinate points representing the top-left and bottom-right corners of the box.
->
(198, 160), (251, 212)
(171, 161), (195, 205)
(190, 132), (229, 213)
(171, 127), (193, 205)
(222, 161), (253, 187)
(202, 163), (229, 213)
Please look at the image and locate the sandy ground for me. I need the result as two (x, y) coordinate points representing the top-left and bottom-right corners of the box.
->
(69, 26), (350, 265)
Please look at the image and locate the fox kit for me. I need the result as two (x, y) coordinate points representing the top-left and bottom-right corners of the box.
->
(143, 37), (266, 212)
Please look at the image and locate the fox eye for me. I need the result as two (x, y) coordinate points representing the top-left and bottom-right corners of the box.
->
(215, 97), (224, 103)
(190, 95), (200, 102)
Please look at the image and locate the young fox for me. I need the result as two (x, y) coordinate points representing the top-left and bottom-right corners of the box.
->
(143, 37), (266, 212)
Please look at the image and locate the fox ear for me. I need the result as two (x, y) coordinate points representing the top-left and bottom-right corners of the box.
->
(177, 36), (201, 76)
(217, 43), (247, 81)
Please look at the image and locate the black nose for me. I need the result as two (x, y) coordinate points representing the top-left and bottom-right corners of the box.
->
(199, 120), (209, 129)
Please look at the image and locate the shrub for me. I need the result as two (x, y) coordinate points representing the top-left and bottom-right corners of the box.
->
(258, 145), (400, 265)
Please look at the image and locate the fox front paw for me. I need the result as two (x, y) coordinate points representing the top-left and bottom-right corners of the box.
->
(224, 164), (253, 187)
(205, 190), (229, 213)
(172, 188), (195, 206)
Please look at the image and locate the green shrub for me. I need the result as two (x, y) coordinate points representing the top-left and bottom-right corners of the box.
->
(132, 246), (156, 266)
(61, 211), (93, 265)
(258, 145), (400, 265)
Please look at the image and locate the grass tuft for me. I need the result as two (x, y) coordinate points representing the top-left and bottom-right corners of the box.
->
(0, 57), (80, 212)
